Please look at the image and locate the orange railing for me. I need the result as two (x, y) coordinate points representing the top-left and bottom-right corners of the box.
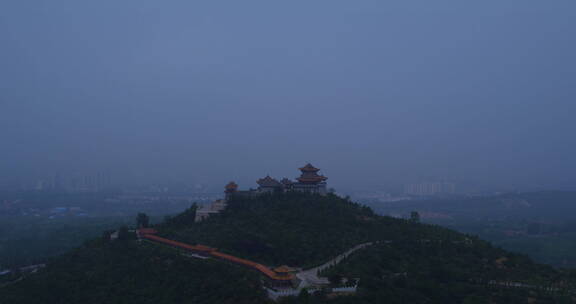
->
(139, 229), (293, 282)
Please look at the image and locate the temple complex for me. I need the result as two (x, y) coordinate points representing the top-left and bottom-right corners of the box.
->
(228, 163), (328, 196)
(195, 163), (329, 222)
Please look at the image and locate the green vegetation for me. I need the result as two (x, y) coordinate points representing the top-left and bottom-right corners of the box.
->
(2, 192), (576, 303)
(0, 216), (131, 268)
(136, 212), (150, 228)
(371, 191), (576, 222)
(160, 193), (464, 267)
(0, 239), (267, 304)
(369, 191), (576, 269)
(314, 241), (575, 303)
(450, 220), (576, 269)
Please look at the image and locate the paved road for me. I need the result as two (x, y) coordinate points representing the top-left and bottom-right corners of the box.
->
(296, 242), (376, 287)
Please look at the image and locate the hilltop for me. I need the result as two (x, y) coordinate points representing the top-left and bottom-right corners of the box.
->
(2, 192), (576, 303)
(161, 193), (464, 267)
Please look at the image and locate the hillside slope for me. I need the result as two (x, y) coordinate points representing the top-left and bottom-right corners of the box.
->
(0, 239), (267, 304)
(160, 193), (465, 267)
(2, 193), (576, 303)
(368, 191), (576, 268)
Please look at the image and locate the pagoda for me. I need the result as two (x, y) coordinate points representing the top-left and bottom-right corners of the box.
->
(297, 163), (328, 184)
(292, 163), (328, 195)
(224, 181), (238, 200)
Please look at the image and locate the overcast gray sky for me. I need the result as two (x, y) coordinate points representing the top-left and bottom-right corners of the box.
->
(1, 1), (575, 191)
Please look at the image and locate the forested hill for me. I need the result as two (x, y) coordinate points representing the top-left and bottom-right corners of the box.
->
(2, 193), (576, 303)
(159, 193), (466, 267)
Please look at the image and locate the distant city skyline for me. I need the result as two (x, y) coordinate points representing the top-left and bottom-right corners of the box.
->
(404, 181), (456, 196)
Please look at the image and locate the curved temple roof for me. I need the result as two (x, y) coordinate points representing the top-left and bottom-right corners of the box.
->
(225, 181), (238, 190)
(257, 175), (283, 188)
(299, 163), (320, 172)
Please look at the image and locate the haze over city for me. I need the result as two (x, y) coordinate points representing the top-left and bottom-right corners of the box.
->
(5, 2), (576, 303)
(1, 1), (575, 192)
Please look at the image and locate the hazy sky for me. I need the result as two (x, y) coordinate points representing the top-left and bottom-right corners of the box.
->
(1, 1), (575, 191)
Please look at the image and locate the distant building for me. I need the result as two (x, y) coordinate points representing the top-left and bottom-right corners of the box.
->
(195, 199), (228, 222)
(232, 163), (329, 196)
(195, 163), (330, 222)
(292, 163), (329, 195)
(224, 181), (239, 200)
(35, 180), (50, 191)
(69, 172), (112, 192)
(257, 176), (284, 194)
(404, 181), (456, 196)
